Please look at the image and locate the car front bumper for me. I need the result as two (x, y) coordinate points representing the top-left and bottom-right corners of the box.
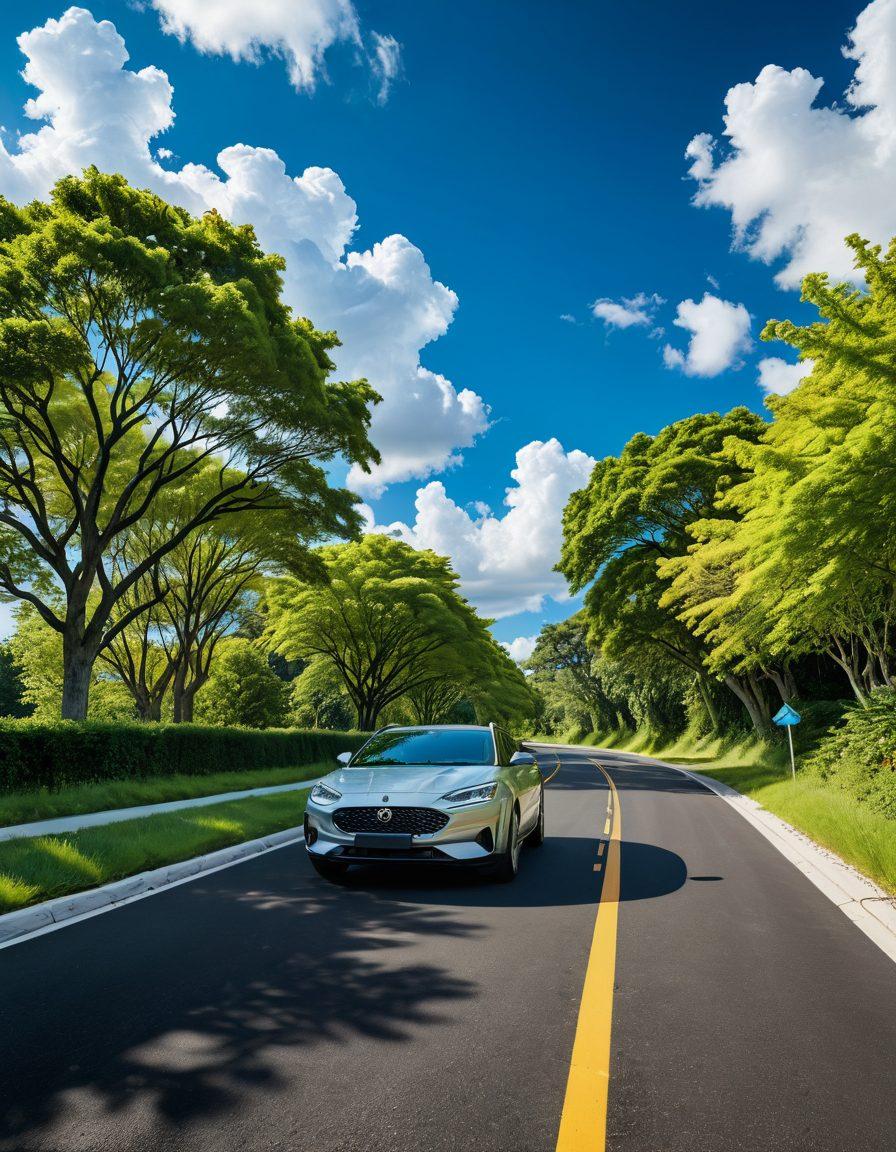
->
(304, 791), (511, 864)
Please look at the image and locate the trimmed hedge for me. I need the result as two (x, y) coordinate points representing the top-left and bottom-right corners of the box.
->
(0, 721), (367, 794)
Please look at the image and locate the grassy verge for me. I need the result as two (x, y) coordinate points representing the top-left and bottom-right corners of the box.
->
(0, 789), (309, 914)
(0, 763), (326, 827)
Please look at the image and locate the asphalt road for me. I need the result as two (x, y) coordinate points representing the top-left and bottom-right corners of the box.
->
(1, 747), (894, 1151)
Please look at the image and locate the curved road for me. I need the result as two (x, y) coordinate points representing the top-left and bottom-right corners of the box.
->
(1, 746), (894, 1151)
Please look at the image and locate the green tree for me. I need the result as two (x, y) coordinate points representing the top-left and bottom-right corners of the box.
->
(558, 409), (771, 731)
(265, 535), (533, 730)
(8, 605), (135, 721)
(0, 170), (378, 719)
(194, 638), (288, 729)
(676, 234), (896, 709)
(525, 615), (635, 733)
(0, 641), (28, 717)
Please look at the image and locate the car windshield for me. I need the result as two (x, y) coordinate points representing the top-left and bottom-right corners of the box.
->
(350, 729), (495, 767)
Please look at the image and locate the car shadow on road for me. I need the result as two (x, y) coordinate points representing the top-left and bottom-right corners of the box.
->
(0, 848), (481, 1147)
(336, 837), (688, 909)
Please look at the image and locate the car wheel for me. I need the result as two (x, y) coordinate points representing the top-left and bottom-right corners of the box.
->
(309, 854), (350, 882)
(528, 786), (545, 847)
(488, 807), (521, 882)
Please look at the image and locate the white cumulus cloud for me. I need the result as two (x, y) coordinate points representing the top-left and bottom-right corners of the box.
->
(502, 636), (538, 664)
(685, 0), (896, 288)
(0, 8), (478, 494)
(591, 291), (663, 330)
(362, 439), (596, 619)
(757, 356), (814, 396)
(150, 0), (400, 99)
(662, 293), (751, 377)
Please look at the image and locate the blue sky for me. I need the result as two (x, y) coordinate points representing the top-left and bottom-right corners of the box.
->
(0, 0), (883, 648)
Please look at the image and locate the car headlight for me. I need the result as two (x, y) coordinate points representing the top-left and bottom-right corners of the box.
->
(441, 782), (498, 804)
(311, 782), (342, 804)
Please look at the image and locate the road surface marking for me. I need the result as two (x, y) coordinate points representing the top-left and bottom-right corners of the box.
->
(554, 759), (621, 1152)
(597, 842), (605, 857)
(593, 863), (602, 873)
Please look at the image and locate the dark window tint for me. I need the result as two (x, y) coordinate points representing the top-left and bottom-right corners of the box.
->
(351, 728), (496, 767)
(495, 729), (517, 764)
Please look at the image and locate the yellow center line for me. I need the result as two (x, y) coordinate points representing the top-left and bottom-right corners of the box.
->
(554, 758), (621, 1152)
(539, 751), (563, 785)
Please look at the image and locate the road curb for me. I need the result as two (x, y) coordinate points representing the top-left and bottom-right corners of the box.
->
(0, 825), (306, 949)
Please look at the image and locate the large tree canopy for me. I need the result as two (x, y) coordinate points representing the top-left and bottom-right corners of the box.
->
(265, 535), (534, 730)
(557, 409), (777, 731)
(0, 169), (378, 718)
(670, 234), (896, 707)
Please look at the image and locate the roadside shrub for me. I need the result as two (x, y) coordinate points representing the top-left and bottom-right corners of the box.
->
(805, 690), (896, 819)
(194, 639), (289, 729)
(0, 722), (366, 794)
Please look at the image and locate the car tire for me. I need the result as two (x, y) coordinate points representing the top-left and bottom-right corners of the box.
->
(528, 786), (545, 847)
(488, 807), (521, 882)
(309, 854), (350, 882)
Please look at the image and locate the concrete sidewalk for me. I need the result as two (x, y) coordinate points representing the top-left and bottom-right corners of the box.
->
(0, 776), (323, 843)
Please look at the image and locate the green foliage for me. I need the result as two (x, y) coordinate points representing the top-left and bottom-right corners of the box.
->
(194, 638), (288, 729)
(0, 642), (28, 717)
(806, 690), (896, 818)
(266, 535), (535, 729)
(0, 169), (378, 718)
(0, 721), (365, 794)
(8, 606), (136, 722)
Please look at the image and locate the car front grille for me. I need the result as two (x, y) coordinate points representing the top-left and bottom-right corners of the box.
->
(333, 807), (449, 836)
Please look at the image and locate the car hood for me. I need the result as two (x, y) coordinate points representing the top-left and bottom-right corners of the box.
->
(324, 763), (497, 800)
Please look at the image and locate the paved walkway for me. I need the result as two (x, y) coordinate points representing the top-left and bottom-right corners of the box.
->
(0, 776), (323, 843)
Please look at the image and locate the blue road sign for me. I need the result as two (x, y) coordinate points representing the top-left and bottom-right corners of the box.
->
(773, 703), (801, 727)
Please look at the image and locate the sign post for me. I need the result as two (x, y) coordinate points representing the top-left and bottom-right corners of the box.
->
(772, 703), (801, 779)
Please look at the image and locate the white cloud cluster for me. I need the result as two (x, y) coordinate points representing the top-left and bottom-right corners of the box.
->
(591, 291), (663, 330)
(0, 8), (479, 493)
(686, 0), (896, 288)
(150, 0), (401, 99)
(363, 439), (595, 619)
(502, 636), (538, 664)
(756, 356), (814, 396)
(662, 293), (751, 377)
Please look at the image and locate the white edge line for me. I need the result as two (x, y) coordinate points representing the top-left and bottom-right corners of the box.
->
(0, 827), (306, 952)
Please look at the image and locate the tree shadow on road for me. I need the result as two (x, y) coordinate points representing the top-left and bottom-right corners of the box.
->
(0, 848), (479, 1147)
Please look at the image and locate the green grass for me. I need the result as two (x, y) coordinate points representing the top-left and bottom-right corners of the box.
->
(0, 789), (310, 913)
(0, 762), (327, 827)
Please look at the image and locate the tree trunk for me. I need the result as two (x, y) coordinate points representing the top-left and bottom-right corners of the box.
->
(61, 628), (98, 720)
(723, 673), (773, 737)
(172, 662), (187, 723)
(765, 665), (797, 705)
(696, 674), (721, 732)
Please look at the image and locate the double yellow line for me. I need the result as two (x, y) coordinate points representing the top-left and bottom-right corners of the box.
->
(554, 759), (621, 1152)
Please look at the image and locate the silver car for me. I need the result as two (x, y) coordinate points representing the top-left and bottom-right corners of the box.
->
(304, 724), (544, 882)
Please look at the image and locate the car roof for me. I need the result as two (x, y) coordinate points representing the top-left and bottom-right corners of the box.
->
(380, 724), (492, 732)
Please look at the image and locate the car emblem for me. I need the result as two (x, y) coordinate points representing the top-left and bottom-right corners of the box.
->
(382, 795), (389, 802)
(377, 807), (392, 824)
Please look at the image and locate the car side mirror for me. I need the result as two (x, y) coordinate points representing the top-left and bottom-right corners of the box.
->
(510, 751), (536, 766)
(336, 751), (353, 765)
